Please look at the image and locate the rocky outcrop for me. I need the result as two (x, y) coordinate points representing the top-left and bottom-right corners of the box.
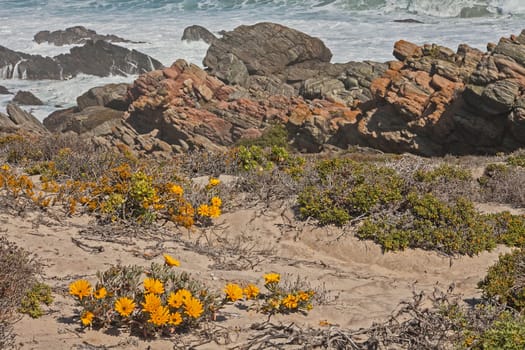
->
(102, 59), (359, 155)
(0, 86), (10, 94)
(0, 41), (162, 80)
(12, 91), (44, 105)
(0, 103), (49, 135)
(34, 26), (142, 46)
(333, 29), (525, 155)
(181, 25), (217, 44)
(201, 22), (387, 105)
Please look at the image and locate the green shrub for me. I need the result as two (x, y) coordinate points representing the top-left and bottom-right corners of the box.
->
(414, 163), (472, 183)
(236, 124), (289, 149)
(478, 249), (525, 311)
(19, 282), (53, 318)
(0, 236), (42, 349)
(472, 313), (525, 350)
(357, 194), (496, 256)
(297, 159), (404, 226)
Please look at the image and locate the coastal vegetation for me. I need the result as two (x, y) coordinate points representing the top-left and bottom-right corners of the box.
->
(2, 132), (525, 348)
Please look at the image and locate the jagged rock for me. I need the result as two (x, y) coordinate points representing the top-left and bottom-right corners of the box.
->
(12, 91), (44, 105)
(3, 103), (48, 134)
(0, 41), (162, 80)
(209, 53), (249, 86)
(56, 40), (163, 78)
(34, 26), (141, 46)
(0, 85), (10, 94)
(301, 77), (346, 100)
(181, 25), (217, 44)
(77, 83), (130, 111)
(204, 22), (332, 79)
(393, 19), (424, 24)
(459, 6), (491, 18)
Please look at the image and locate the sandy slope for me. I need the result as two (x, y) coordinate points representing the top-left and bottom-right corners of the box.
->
(2, 201), (514, 349)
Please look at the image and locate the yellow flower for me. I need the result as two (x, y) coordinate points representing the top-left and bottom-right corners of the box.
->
(282, 294), (299, 309)
(208, 177), (220, 187)
(115, 297), (135, 317)
(169, 312), (183, 326)
(143, 278), (164, 295)
(94, 287), (107, 299)
(243, 284), (260, 300)
(224, 283), (244, 302)
(80, 311), (94, 326)
(168, 289), (192, 308)
(210, 196), (222, 207)
(268, 298), (280, 309)
(148, 305), (170, 326)
(208, 205), (221, 218)
(197, 204), (210, 217)
(264, 273), (280, 285)
(170, 184), (184, 196)
(163, 253), (180, 267)
(184, 297), (204, 318)
(69, 279), (92, 300)
(141, 293), (162, 313)
(0, 164), (10, 171)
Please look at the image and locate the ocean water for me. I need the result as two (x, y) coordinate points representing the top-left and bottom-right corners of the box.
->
(0, 0), (524, 121)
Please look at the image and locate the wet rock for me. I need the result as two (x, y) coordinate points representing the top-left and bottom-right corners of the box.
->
(12, 91), (44, 105)
(0, 41), (162, 80)
(181, 25), (217, 44)
(0, 85), (10, 94)
(34, 26), (142, 46)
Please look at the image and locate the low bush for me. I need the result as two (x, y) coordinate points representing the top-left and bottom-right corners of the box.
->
(297, 158), (404, 226)
(0, 236), (45, 349)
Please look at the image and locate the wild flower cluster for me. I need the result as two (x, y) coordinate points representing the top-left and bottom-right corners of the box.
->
(223, 273), (315, 315)
(69, 254), (220, 337)
(70, 255), (316, 338)
(0, 161), (223, 228)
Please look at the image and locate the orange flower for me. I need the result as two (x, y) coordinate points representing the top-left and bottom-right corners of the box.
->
(224, 283), (243, 302)
(243, 284), (260, 300)
(69, 280), (92, 300)
(168, 289), (192, 308)
(115, 297), (135, 317)
(163, 253), (180, 267)
(143, 278), (164, 295)
(184, 297), (204, 318)
(94, 287), (107, 299)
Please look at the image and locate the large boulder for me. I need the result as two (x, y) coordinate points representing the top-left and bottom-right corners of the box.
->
(0, 41), (162, 80)
(204, 22), (332, 80)
(34, 26), (141, 46)
(181, 25), (217, 44)
(76, 83), (130, 111)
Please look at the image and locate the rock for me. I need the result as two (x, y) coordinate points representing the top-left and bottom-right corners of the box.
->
(181, 25), (217, 44)
(393, 40), (422, 61)
(459, 6), (491, 18)
(12, 91), (44, 105)
(4, 103), (49, 134)
(43, 107), (78, 132)
(393, 19), (424, 24)
(209, 53), (249, 86)
(44, 106), (124, 137)
(77, 83), (130, 111)
(301, 77), (345, 100)
(204, 22), (332, 78)
(56, 40), (163, 78)
(0, 85), (10, 94)
(34, 26), (141, 46)
(0, 41), (162, 80)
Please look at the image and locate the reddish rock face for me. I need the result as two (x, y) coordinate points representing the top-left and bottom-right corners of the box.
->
(123, 59), (361, 155)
